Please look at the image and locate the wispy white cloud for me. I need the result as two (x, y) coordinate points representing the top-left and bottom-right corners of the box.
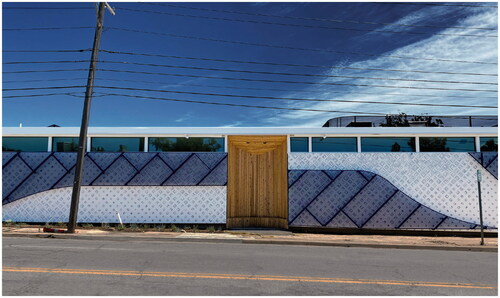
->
(263, 6), (498, 127)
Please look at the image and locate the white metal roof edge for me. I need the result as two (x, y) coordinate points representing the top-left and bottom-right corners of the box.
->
(2, 126), (498, 136)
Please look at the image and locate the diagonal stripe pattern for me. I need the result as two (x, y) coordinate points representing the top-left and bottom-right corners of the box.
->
(2, 152), (227, 205)
(289, 170), (484, 230)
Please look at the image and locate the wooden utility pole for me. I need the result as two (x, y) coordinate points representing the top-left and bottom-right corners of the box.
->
(67, 2), (114, 233)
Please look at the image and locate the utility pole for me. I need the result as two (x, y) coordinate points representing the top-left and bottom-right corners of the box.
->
(476, 169), (485, 245)
(67, 2), (114, 233)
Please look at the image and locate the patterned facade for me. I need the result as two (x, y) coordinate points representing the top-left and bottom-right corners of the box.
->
(288, 153), (498, 227)
(3, 151), (498, 229)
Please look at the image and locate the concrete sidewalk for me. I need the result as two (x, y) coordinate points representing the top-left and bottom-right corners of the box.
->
(3, 227), (497, 252)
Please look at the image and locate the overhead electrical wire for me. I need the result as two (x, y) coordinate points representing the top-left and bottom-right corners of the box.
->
(106, 27), (498, 65)
(81, 92), (406, 116)
(4, 26), (94, 31)
(3, 92), (85, 99)
(4, 67), (496, 92)
(118, 7), (497, 38)
(5, 59), (496, 85)
(4, 76), (496, 100)
(378, 2), (498, 8)
(7, 48), (497, 77)
(3, 85), (497, 109)
(92, 85), (497, 109)
(3, 7), (93, 10)
(148, 3), (497, 31)
(99, 49), (497, 77)
(96, 60), (497, 86)
(3, 26), (496, 64)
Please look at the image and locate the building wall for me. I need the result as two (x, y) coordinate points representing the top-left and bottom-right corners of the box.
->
(3, 151), (498, 229)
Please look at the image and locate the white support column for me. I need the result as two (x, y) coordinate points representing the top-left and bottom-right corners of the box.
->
(224, 135), (228, 153)
(86, 137), (91, 152)
(47, 136), (53, 152)
(357, 136), (362, 152)
(475, 136), (481, 152)
(144, 137), (148, 152)
(415, 136), (420, 152)
(308, 136), (312, 152)
(287, 135), (291, 153)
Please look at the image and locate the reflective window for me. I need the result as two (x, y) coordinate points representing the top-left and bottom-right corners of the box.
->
(91, 137), (144, 152)
(290, 137), (309, 152)
(480, 137), (498, 152)
(52, 137), (79, 152)
(419, 137), (475, 152)
(361, 137), (415, 152)
(2, 137), (48, 152)
(148, 137), (224, 152)
(312, 137), (357, 152)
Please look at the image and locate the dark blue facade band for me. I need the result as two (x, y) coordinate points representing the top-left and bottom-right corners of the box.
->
(2, 152), (228, 205)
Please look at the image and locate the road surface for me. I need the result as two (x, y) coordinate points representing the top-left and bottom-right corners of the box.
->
(3, 237), (497, 295)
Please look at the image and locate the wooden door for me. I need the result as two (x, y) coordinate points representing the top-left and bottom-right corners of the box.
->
(227, 135), (288, 229)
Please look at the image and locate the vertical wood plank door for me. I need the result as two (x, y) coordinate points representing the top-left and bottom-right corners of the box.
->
(227, 135), (288, 229)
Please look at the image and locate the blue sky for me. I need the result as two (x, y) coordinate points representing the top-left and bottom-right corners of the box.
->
(3, 2), (498, 127)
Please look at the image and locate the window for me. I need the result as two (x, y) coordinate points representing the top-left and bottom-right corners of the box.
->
(52, 137), (79, 152)
(2, 137), (48, 152)
(480, 137), (498, 152)
(91, 137), (144, 152)
(148, 137), (224, 152)
(290, 137), (309, 152)
(312, 137), (357, 152)
(361, 137), (415, 152)
(419, 137), (475, 152)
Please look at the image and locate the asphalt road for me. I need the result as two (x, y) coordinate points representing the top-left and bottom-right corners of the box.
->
(3, 237), (498, 295)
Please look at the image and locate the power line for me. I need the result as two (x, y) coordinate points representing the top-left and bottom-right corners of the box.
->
(8, 48), (498, 77)
(95, 59), (497, 86)
(92, 77), (497, 100)
(10, 59), (492, 85)
(3, 76), (496, 100)
(4, 26), (94, 31)
(149, 3), (497, 31)
(3, 92), (85, 99)
(6, 67), (496, 92)
(92, 85), (497, 109)
(99, 49), (498, 77)
(3, 86), (86, 91)
(91, 92), (396, 115)
(378, 2), (498, 8)
(4, 60), (89, 64)
(3, 77), (86, 83)
(3, 49), (90, 53)
(107, 27), (498, 65)
(4, 85), (496, 108)
(4, 69), (88, 74)
(118, 6), (497, 38)
(93, 68), (496, 93)
(3, 7), (93, 10)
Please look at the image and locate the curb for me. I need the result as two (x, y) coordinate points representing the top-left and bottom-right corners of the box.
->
(3, 233), (497, 252)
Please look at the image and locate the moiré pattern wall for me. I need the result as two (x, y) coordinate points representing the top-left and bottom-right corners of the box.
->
(289, 170), (485, 229)
(289, 153), (498, 228)
(3, 186), (226, 224)
(3, 152), (227, 223)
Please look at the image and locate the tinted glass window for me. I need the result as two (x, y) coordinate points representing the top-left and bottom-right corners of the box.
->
(2, 137), (48, 152)
(52, 137), (79, 152)
(290, 137), (308, 152)
(312, 137), (357, 152)
(480, 137), (498, 152)
(361, 137), (415, 152)
(419, 137), (475, 152)
(148, 137), (224, 152)
(91, 137), (144, 152)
